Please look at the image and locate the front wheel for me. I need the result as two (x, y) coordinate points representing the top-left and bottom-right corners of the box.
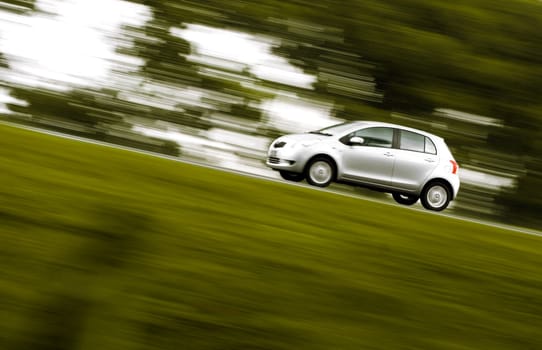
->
(392, 193), (419, 206)
(420, 181), (451, 211)
(279, 171), (305, 182)
(305, 157), (335, 187)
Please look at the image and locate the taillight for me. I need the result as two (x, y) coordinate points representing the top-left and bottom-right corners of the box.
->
(449, 160), (458, 174)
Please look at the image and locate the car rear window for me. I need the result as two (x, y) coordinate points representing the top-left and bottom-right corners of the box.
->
(399, 130), (437, 154)
(399, 130), (425, 152)
(424, 137), (437, 154)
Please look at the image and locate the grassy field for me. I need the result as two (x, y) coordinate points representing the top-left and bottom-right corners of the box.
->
(1, 123), (542, 350)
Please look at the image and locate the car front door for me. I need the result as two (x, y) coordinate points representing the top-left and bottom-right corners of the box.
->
(339, 127), (395, 186)
(391, 130), (439, 191)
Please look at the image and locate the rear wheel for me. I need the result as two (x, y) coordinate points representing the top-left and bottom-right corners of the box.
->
(305, 157), (335, 187)
(279, 171), (305, 182)
(392, 193), (419, 206)
(420, 181), (451, 211)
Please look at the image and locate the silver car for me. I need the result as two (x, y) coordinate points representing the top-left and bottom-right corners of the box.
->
(266, 121), (460, 211)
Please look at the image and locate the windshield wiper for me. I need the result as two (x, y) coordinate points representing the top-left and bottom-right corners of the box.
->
(309, 131), (332, 136)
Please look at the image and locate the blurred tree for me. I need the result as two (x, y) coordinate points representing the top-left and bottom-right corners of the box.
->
(6, 87), (181, 155)
(8, 87), (121, 128)
(0, 52), (8, 69)
(497, 154), (542, 227)
(119, 5), (271, 127)
(120, 19), (198, 86)
(0, 0), (35, 13)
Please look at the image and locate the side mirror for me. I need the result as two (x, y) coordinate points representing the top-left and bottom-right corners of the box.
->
(349, 136), (365, 146)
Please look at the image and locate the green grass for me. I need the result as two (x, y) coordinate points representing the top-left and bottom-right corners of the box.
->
(1, 123), (542, 350)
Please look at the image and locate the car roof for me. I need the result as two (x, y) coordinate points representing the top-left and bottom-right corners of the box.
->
(342, 120), (443, 141)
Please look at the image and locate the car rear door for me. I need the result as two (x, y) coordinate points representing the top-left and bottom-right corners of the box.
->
(391, 130), (439, 191)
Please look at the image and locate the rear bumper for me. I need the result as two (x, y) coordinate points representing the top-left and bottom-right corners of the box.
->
(450, 175), (460, 200)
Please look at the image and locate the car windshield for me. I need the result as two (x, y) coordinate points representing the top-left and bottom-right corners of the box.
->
(309, 122), (361, 136)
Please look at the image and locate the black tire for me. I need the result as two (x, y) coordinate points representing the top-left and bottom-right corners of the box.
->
(305, 156), (335, 187)
(420, 181), (451, 211)
(279, 171), (305, 182)
(392, 193), (419, 206)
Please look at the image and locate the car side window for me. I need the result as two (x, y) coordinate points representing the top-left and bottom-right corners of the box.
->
(398, 130), (426, 152)
(424, 137), (437, 155)
(353, 127), (394, 148)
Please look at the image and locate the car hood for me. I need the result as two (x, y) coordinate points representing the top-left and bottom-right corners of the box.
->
(275, 133), (329, 145)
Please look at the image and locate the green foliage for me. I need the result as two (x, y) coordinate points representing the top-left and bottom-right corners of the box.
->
(0, 0), (36, 13)
(0, 52), (8, 69)
(9, 88), (121, 127)
(497, 157), (542, 226)
(2, 124), (542, 349)
(125, 20), (199, 85)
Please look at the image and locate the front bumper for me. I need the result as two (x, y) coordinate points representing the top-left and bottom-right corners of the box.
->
(265, 148), (306, 173)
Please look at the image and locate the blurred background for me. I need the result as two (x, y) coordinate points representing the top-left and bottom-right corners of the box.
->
(1, 0), (541, 228)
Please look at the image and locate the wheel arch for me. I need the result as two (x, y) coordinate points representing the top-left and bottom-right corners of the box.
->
(304, 153), (339, 181)
(422, 178), (455, 201)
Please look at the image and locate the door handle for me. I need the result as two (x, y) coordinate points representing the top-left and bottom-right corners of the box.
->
(384, 152), (394, 157)
(424, 158), (436, 163)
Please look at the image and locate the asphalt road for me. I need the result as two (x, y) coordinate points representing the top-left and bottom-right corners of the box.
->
(3, 120), (541, 238)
